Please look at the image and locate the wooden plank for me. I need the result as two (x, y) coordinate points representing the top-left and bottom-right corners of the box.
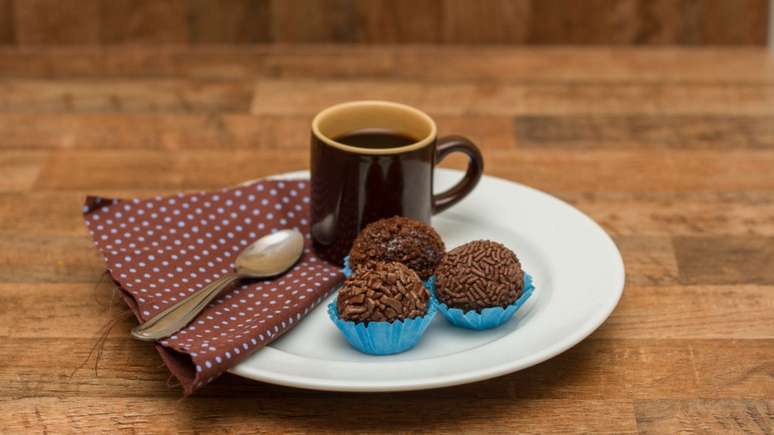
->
(562, 192), (774, 237)
(528, 0), (640, 45)
(4, 0), (768, 47)
(6, 283), (774, 340)
(30, 149), (774, 193)
(34, 150), (308, 191)
(491, 150), (774, 193)
(0, 151), (46, 192)
(1, 337), (771, 400)
(269, 0), (355, 43)
(597, 285), (774, 339)
(0, 396), (637, 433)
(523, 0), (766, 46)
(263, 47), (396, 80)
(251, 79), (774, 116)
(0, 46), (272, 79)
(187, 0), (270, 43)
(700, 0), (769, 45)
(0, 0), (14, 44)
(440, 0), (530, 44)
(0, 78), (254, 113)
(0, 113), (307, 150)
(634, 400), (774, 434)
(613, 236), (678, 285)
(99, 0), (188, 44)
(690, 343), (774, 398)
(0, 46), (772, 82)
(354, 0), (443, 43)
(0, 283), (129, 338)
(514, 115), (774, 149)
(634, 0), (701, 45)
(474, 150), (774, 193)
(0, 192), (86, 236)
(0, 191), (188, 237)
(13, 0), (101, 45)
(390, 47), (774, 83)
(674, 237), (774, 285)
(0, 113), (515, 150)
(0, 234), (103, 283)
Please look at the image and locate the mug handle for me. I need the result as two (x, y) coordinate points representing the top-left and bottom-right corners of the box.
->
(432, 135), (484, 214)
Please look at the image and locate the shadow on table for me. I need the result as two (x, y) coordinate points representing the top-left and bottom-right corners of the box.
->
(172, 341), (597, 432)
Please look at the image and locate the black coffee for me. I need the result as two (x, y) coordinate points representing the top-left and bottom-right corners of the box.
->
(334, 128), (417, 149)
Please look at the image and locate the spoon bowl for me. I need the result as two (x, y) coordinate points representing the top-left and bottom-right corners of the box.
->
(132, 228), (305, 342)
(235, 229), (305, 277)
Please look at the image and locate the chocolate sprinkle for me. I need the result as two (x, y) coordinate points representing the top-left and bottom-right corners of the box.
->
(435, 240), (524, 312)
(348, 216), (445, 280)
(337, 261), (429, 323)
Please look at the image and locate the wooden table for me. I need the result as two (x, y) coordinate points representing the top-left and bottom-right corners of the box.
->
(1, 45), (773, 433)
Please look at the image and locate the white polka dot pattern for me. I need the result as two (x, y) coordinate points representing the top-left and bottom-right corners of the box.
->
(82, 179), (343, 395)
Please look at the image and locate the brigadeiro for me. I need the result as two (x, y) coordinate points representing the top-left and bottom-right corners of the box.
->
(347, 216), (444, 281)
(328, 261), (437, 355)
(434, 240), (535, 330)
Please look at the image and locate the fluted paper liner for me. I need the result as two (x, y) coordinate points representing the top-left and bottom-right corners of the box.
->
(434, 273), (535, 330)
(328, 299), (437, 355)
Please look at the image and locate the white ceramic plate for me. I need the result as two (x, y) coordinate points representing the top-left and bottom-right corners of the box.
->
(229, 168), (624, 392)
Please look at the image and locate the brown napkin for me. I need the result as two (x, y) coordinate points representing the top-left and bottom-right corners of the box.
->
(82, 179), (343, 394)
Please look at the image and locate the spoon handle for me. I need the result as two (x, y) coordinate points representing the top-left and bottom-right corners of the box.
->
(131, 273), (241, 342)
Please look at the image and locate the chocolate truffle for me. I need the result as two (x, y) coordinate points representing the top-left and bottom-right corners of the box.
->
(348, 216), (444, 280)
(337, 261), (429, 323)
(435, 240), (524, 312)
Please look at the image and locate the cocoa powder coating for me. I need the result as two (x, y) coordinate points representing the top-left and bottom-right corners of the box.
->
(435, 240), (524, 312)
(337, 261), (429, 323)
(348, 216), (445, 280)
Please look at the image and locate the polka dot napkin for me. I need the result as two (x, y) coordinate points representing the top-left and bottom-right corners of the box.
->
(82, 179), (343, 395)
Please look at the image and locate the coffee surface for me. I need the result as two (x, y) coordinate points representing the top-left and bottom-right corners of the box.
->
(334, 128), (417, 149)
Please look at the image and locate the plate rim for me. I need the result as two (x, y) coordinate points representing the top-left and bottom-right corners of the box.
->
(228, 169), (625, 392)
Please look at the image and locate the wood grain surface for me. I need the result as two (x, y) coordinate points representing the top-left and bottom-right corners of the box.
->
(0, 45), (773, 433)
(0, 0), (768, 46)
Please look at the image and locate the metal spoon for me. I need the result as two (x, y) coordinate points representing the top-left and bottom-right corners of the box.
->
(131, 229), (305, 342)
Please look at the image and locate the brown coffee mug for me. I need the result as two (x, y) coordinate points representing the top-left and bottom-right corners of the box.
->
(310, 100), (484, 265)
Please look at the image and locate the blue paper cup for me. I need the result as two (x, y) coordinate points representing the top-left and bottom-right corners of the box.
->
(343, 256), (435, 291)
(327, 300), (437, 355)
(342, 255), (355, 277)
(434, 273), (535, 330)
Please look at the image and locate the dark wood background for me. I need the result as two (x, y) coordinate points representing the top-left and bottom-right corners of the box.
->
(0, 0), (769, 46)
